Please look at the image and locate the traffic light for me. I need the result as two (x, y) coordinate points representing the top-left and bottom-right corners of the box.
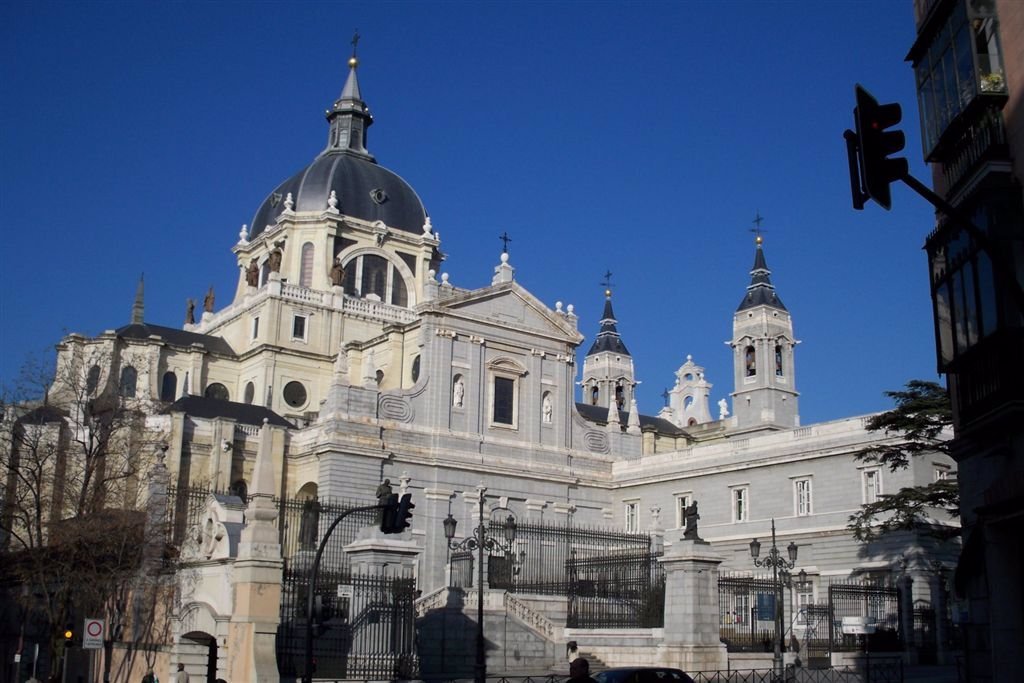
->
(853, 84), (908, 210)
(379, 493), (399, 533)
(64, 624), (74, 648)
(395, 493), (414, 533)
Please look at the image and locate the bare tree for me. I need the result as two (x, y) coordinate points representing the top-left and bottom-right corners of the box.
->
(1, 350), (173, 682)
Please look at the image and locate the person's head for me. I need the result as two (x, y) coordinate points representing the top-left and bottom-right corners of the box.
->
(570, 658), (590, 679)
(177, 663), (185, 671)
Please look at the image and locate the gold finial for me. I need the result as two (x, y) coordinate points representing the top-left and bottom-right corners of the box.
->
(349, 30), (360, 68)
(605, 288), (612, 298)
(750, 211), (766, 246)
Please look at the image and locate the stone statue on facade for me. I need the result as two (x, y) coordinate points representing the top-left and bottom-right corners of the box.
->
(375, 479), (393, 524)
(543, 394), (553, 423)
(203, 287), (215, 313)
(245, 258), (259, 287)
(683, 500), (702, 541)
(268, 248), (283, 273)
(184, 298), (195, 325)
(298, 498), (320, 550)
(330, 258), (345, 287)
(453, 377), (465, 407)
(718, 398), (730, 420)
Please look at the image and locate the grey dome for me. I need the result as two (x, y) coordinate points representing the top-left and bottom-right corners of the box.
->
(250, 152), (427, 239)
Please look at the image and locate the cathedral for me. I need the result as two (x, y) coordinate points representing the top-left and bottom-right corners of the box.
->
(9, 52), (957, 681)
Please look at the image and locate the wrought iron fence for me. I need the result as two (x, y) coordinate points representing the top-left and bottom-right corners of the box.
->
(567, 550), (665, 628)
(498, 518), (653, 596)
(827, 581), (901, 653)
(166, 484), (226, 546)
(450, 550), (474, 588)
(718, 574), (784, 653)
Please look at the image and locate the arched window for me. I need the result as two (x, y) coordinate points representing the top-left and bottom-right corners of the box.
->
(160, 371), (177, 402)
(243, 381), (255, 404)
(775, 344), (784, 376)
(615, 384), (625, 410)
(361, 254), (389, 300)
(591, 385), (599, 406)
(410, 355), (421, 383)
(205, 383), (229, 401)
(260, 261), (271, 286)
(744, 345), (756, 377)
(684, 395), (694, 410)
(86, 365), (101, 395)
(299, 242), (315, 288)
(119, 366), (137, 398)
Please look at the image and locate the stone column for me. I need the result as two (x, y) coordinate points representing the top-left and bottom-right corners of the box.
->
(424, 488), (455, 593)
(657, 534), (728, 672)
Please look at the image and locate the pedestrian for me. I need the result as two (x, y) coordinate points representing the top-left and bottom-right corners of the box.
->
(173, 663), (189, 683)
(142, 670), (157, 683)
(568, 657), (598, 683)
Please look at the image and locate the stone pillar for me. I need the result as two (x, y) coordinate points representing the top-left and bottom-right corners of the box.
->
(657, 535), (728, 671)
(225, 419), (283, 683)
(423, 488), (455, 593)
(899, 573), (916, 664)
(931, 568), (951, 665)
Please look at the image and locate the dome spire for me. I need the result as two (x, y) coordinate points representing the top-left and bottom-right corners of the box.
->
(325, 31), (375, 160)
(131, 273), (145, 324)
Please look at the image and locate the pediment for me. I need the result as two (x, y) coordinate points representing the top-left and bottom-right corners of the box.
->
(433, 283), (583, 343)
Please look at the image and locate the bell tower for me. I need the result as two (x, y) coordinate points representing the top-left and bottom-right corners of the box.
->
(581, 288), (636, 412)
(729, 234), (799, 430)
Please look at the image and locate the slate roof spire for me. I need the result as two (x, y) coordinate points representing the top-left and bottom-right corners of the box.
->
(586, 289), (631, 357)
(737, 235), (787, 312)
(325, 33), (375, 160)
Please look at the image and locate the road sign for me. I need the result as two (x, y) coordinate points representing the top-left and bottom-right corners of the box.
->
(337, 584), (354, 599)
(83, 618), (104, 650)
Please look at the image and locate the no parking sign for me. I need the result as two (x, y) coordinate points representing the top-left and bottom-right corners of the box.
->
(83, 618), (104, 650)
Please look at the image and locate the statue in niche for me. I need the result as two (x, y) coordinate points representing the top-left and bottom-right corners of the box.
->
(330, 258), (345, 287)
(542, 394), (553, 423)
(298, 498), (320, 550)
(203, 287), (215, 313)
(268, 248), (283, 273)
(245, 258), (259, 287)
(683, 500), (702, 541)
(184, 299), (195, 325)
(453, 377), (465, 408)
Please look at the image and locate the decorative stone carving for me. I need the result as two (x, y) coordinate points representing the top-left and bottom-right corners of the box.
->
(327, 190), (339, 212)
(379, 395), (413, 422)
(283, 192), (294, 211)
(238, 223), (249, 244)
(583, 430), (609, 453)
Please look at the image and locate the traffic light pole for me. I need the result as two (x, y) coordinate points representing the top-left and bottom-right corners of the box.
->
(302, 502), (384, 683)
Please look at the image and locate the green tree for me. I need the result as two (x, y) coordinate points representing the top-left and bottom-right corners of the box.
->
(848, 380), (959, 542)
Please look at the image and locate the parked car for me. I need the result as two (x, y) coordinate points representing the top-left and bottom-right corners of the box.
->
(593, 667), (695, 683)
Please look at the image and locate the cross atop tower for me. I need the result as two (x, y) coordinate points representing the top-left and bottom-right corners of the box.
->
(750, 211), (767, 244)
(499, 231), (512, 254)
(600, 269), (614, 294)
(351, 30), (361, 57)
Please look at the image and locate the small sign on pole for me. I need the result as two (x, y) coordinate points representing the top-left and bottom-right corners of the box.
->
(83, 618), (104, 650)
(337, 584), (354, 600)
(841, 616), (877, 635)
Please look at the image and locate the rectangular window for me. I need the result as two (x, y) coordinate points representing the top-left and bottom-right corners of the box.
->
(292, 315), (307, 340)
(624, 501), (638, 533)
(252, 316), (260, 340)
(676, 494), (691, 529)
(863, 469), (882, 504)
(492, 376), (515, 425)
(794, 479), (812, 516)
(796, 585), (815, 625)
(733, 487), (749, 523)
(934, 465), (951, 481)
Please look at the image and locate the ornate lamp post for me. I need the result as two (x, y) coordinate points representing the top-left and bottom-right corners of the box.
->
(749, 518), (798, 680)
(442, 485), (517, 683)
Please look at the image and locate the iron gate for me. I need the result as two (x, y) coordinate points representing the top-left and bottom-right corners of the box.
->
(566, 550), (665, 628)
(718, 574), (783, 652)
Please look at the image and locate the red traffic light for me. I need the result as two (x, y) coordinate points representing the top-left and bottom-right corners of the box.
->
(853, 85), (908, 210)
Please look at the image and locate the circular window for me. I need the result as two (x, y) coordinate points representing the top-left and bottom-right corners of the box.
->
(283, 381), (308, 408)
(243, 382), (255, 404)
(205, 383), (229, 401)
(411, 355), (421, 383)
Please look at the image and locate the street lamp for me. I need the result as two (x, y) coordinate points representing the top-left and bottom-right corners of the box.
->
(442, 485), (517, 683)
(749, 518), (798, 680)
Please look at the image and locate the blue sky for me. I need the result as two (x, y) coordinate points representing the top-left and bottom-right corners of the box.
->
(0, 1), (940, 425)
